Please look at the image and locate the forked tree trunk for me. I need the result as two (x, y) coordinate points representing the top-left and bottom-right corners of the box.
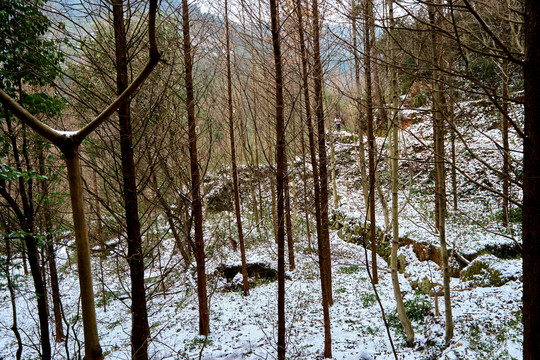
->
(225, 0), (250, 296)
(269, 0), (287, 358)
(0, 2), (159, 357)
(181, 0), (210, 336)
(523, 1), (540, 358)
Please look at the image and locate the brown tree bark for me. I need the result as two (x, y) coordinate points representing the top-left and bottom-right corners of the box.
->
(63, 146), (103, 360)
(181, 0), (210, 336)
(363, 0), (378, 285)
(428, 0), (453, 343)
(112, 1), (151, 357)
(523, 1), (540, 358)
(270, 0), (287, 357)
(311, 0), (333, 356)
(24, 234), (51, 359)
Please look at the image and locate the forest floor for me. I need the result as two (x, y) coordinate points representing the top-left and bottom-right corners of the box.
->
(0, 99), (523, 359)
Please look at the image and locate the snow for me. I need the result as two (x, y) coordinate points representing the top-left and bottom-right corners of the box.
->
(55, 130), (78, 137)
(0, 99), (523, 359)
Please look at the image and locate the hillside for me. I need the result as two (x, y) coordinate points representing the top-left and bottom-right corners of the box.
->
(0, 98), (523, 359)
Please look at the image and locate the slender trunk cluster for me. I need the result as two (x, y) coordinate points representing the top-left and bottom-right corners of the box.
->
(225, 0), (250, 296)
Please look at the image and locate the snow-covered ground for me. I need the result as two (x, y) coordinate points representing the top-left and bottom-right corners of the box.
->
(0, 99), (523, 359)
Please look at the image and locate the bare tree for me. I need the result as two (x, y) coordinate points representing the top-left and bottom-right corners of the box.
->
(225, 0), (250, 296)
(312, 0), (333, 356)
(388, 0), (414, 347)
(181, 0), (210, 336)
(269, 0), (287, 356)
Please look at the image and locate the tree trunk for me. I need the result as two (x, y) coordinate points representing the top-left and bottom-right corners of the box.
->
(501, 58), (510, 228)
(429, 0), (453, 343)
(295, 0), (319, 256)
(312, 0), (333, 356)
(63, 145), (103, 360)
(182, 0), (210, 336)
(363, 0), (378, 285)
(112, 1), (151, 357)
(300, 115), (313, 250)
(449, 85), (457, 212)
(39, 148), (65, 342)
(4, 235), (23, 360)
(269, 0), (287, 357)
(24, 233), (51, 360)
(225, 0), (250, 296)
(285, 175), (296, 270)
(523, 1), (540, 358)
(92, 170), (108, 312)
(388, 0), (414, 346)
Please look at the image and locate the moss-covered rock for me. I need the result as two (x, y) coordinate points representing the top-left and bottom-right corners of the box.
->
(330, 209), (392, 264)
(460, 255), (520, 287)
(206, 181), (233, 213)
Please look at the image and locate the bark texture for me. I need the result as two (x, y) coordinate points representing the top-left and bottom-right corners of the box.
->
(312, 0), (333, 356)
(182, 0), (210, 335)
(112, 0), (151, 357)
(523, 0), (540, 358)
(269, 0), (287, 358)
